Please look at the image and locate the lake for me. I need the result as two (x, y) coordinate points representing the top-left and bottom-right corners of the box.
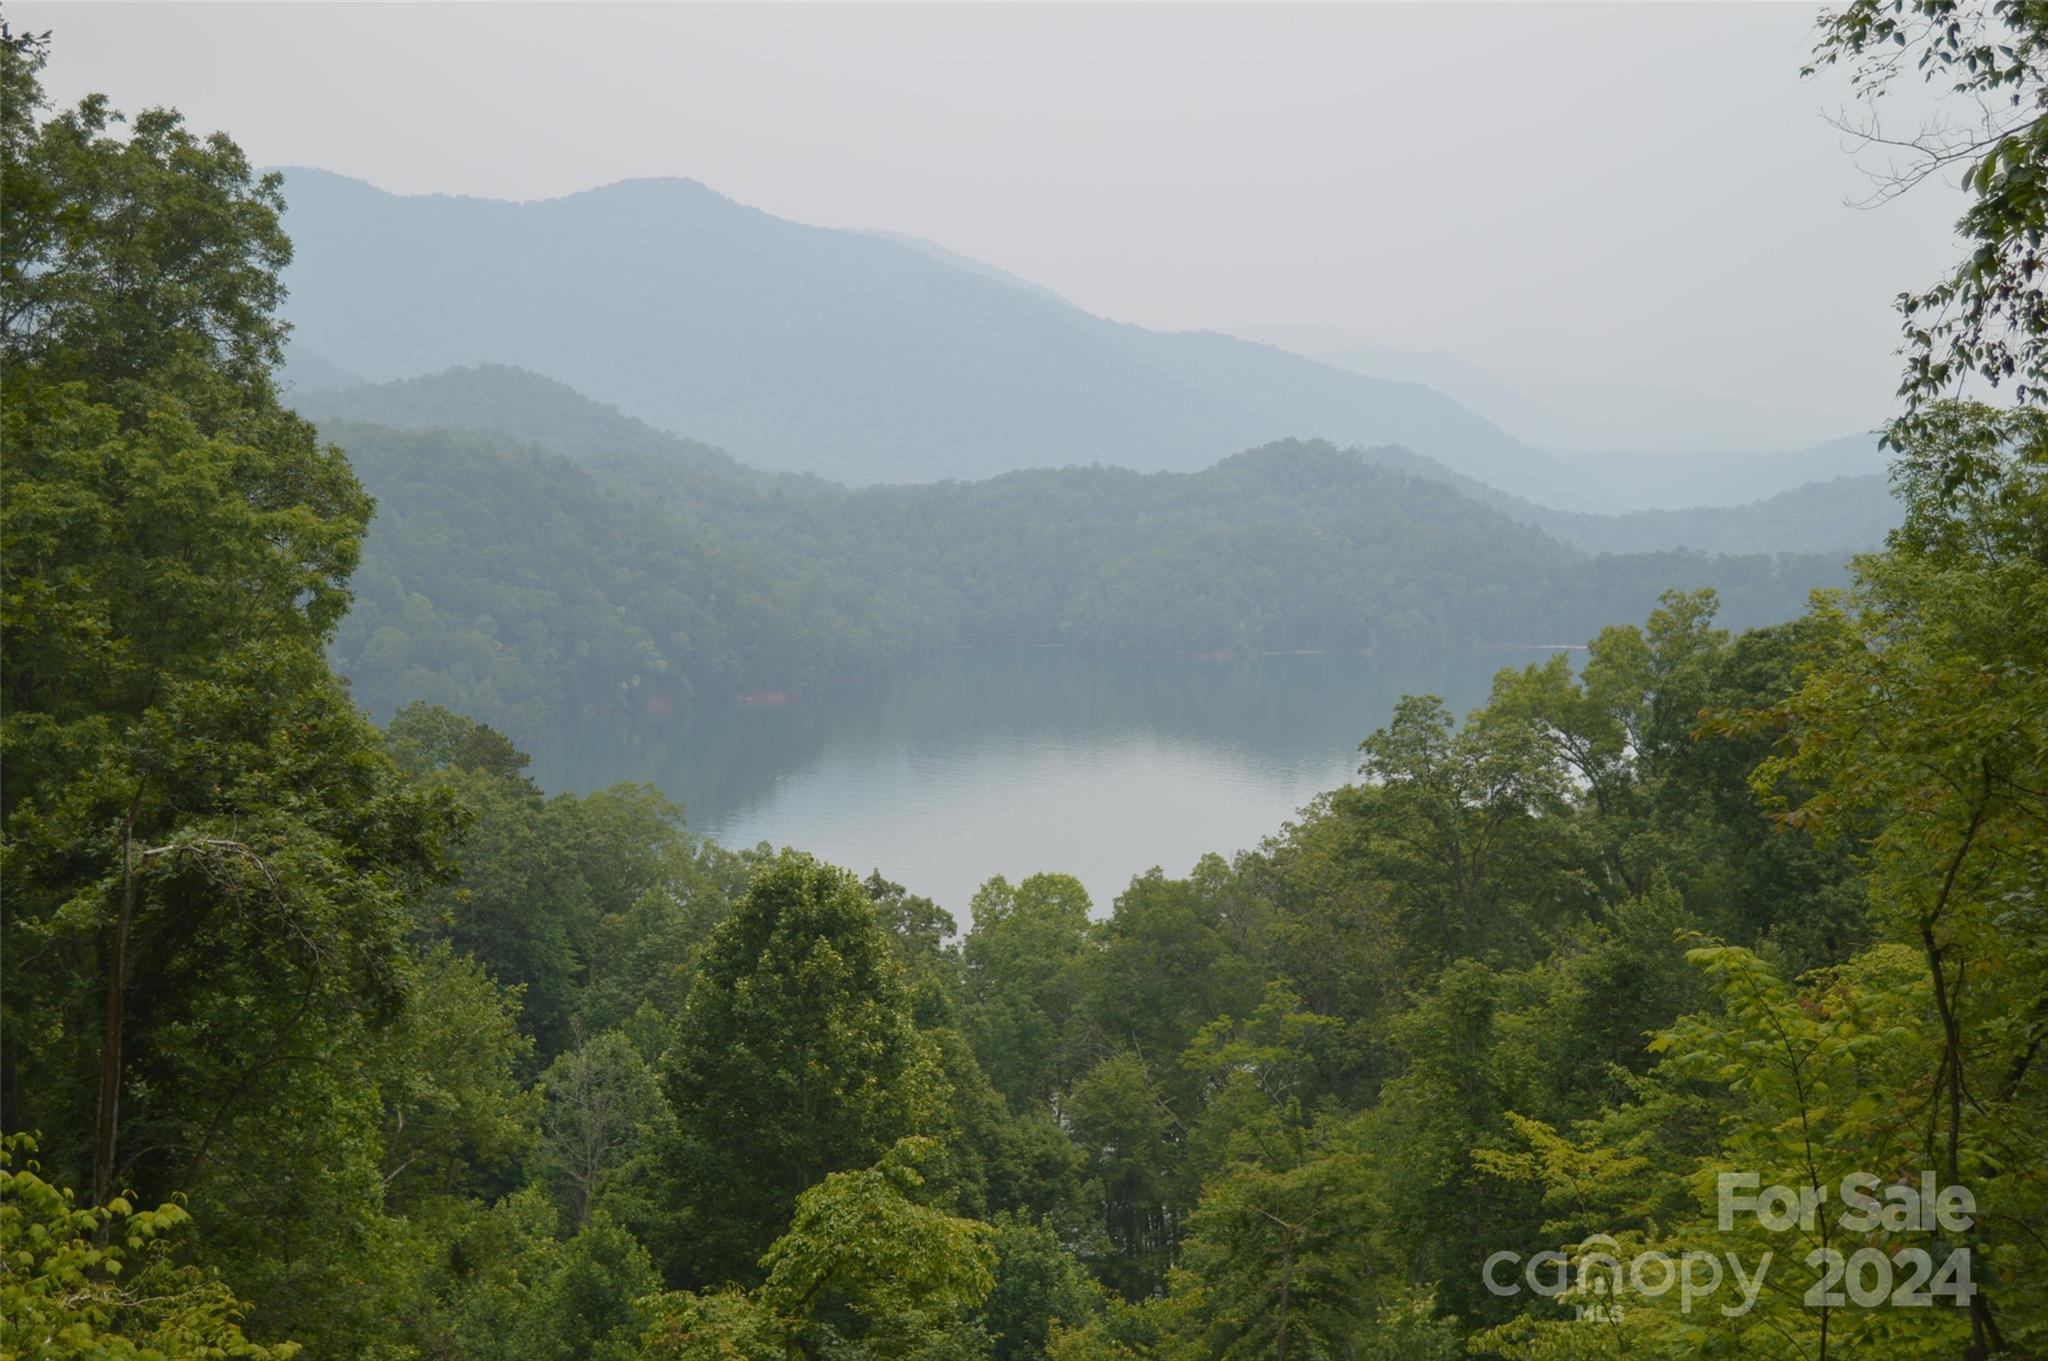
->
(531, 646), (1555, 916)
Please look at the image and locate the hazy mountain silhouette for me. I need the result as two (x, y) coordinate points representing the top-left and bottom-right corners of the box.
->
(275, 170), (1886, 511)
(294, 362), (761, 485)
(274, 169), (1570, 493)
(301, 362), (1894, 557)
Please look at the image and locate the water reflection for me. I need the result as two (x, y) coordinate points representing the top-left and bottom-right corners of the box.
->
(531, 646), (1545, 913)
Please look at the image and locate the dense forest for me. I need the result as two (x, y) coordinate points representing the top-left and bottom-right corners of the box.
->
(3, 8), (2046, 1361)
(296, 366), (1852, 741)
(297, 361), (1899, 553)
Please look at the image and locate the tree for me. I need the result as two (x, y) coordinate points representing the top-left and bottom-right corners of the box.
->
(1356, 694), (1571, 969)
(1065, 1051), (1183, 1295)
(1477, 945), (1982, 1360)
(385, 700), (535, 786)
(375, 944), (538, 1210)
(962, 873), (1095, 1110)
(1751, 400), (2048, 1357)
(1, 26), (290, 393)
(0, 25), (456, 1233)
(1809, 0), (2048, 408)
(1355, 957), (1575, 1330)
(754, 1137), (997, 1359)
(660, 853), (948, 1287)
(642, 1137), (998, 1361)
(1173, 1139), (1375, 1361)
(517, 1213), (661, 1361)
(974, 1213), (1103, 1361)
(0, 1134), (296, 1359)
(534, 1027), (672, 1230)
(403, 762), (695, 1061)
(1483, 590), (1728, 904)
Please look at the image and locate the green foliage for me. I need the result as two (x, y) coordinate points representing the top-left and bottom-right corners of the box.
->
(1357, 692), (1573, 967)
(1746, 400), (2048, 1356)
(1811, 0), (2048, 408)
(1170, 1122), (1376, 1359)
(660, 854), (949, 1287)
(320, 403), (1848, 740)
(396, 729), (710, 1059)
(962, 873), (1095, 1111)
(533, 1028), (672, 1230)
(975, 1214), (1104, 1361)
(0, 1134), (296, 1359)
(1063, 1052), (1184, 1298)
(0, 47), (458, 1361)
(1, 27), (288, 393)
(385, 700), (534, 785)
(377, 943), (538, 1207)
(643, 1138), (998, 1361)
(757, 1137), (997, 1355)
(519, 1213), (660, 1361)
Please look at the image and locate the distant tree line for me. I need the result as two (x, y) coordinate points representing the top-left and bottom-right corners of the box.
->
(327, 416), (1850, 742)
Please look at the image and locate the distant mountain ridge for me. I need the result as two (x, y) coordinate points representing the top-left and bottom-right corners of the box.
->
(271, 168), (1622, 501)
(303, 363), (1898, 557)
(295, 363), (762, 486)
(324, 417), (1851, 739)
(855, 229), (1078, 308)
(274, 169), (1887, 514)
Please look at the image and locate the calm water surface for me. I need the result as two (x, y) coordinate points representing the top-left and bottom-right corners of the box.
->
(532, 647), (1552, 915)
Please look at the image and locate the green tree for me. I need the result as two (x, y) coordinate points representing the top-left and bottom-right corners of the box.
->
(385, 700), (535, 786)
(1809, 0), (2048, 408)
(1482, 590), (1728, 904)
(962, 872), (1095, 1111)
(643, 1137), (997, 1361)
(0, 26), (455, 1232)
(1, 26), (289, 392)
(1172, 1123), (1376, 1361)
(404, 765), (693, 1061)
(1065, 1052), (1183, 1297)
(375, 943), (538, 1210)
(1750, 400), (2048, 1357)
(660, 853), (947, 1287)
(974, 1213), (1103, 1361)
(517, 1213), (660, 1361)
(0, 1134), (296, 1360)
(1356, 694), (1571, 969)
(534, 1027), (673, 1230)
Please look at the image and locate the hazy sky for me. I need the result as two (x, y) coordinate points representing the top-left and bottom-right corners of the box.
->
(23, 3), (1964, 451)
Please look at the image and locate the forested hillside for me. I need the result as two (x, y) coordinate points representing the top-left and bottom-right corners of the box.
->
(307, 363), (1900, 556)
(1474, 473), (1898, 556)
(297, 363), (762, 484)
(4, 12), (2045, 1361)
(323, 406), (1849, 739)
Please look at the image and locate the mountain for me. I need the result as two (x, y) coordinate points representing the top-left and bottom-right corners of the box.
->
(278, 341), (362, 396)
(1233, 326), (1617, 453)
(310, 363), (1894, 556)
(1237, 326), (1890, 509)
(1512, 474), (1896, 556)
(295, 363), (761, 486)
(274, 169), (1578, 496)
(1556, 434), (1888, 509)
(307, 366), (1855, 739)
(856, 229), (1078, 308)
(1345, 441), (1896, 555)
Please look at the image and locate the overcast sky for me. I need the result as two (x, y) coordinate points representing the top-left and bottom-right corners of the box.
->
(23, 2), (1965, 451)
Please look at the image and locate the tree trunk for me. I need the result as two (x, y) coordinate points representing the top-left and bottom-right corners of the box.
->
(91, 801), (140, 1208)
